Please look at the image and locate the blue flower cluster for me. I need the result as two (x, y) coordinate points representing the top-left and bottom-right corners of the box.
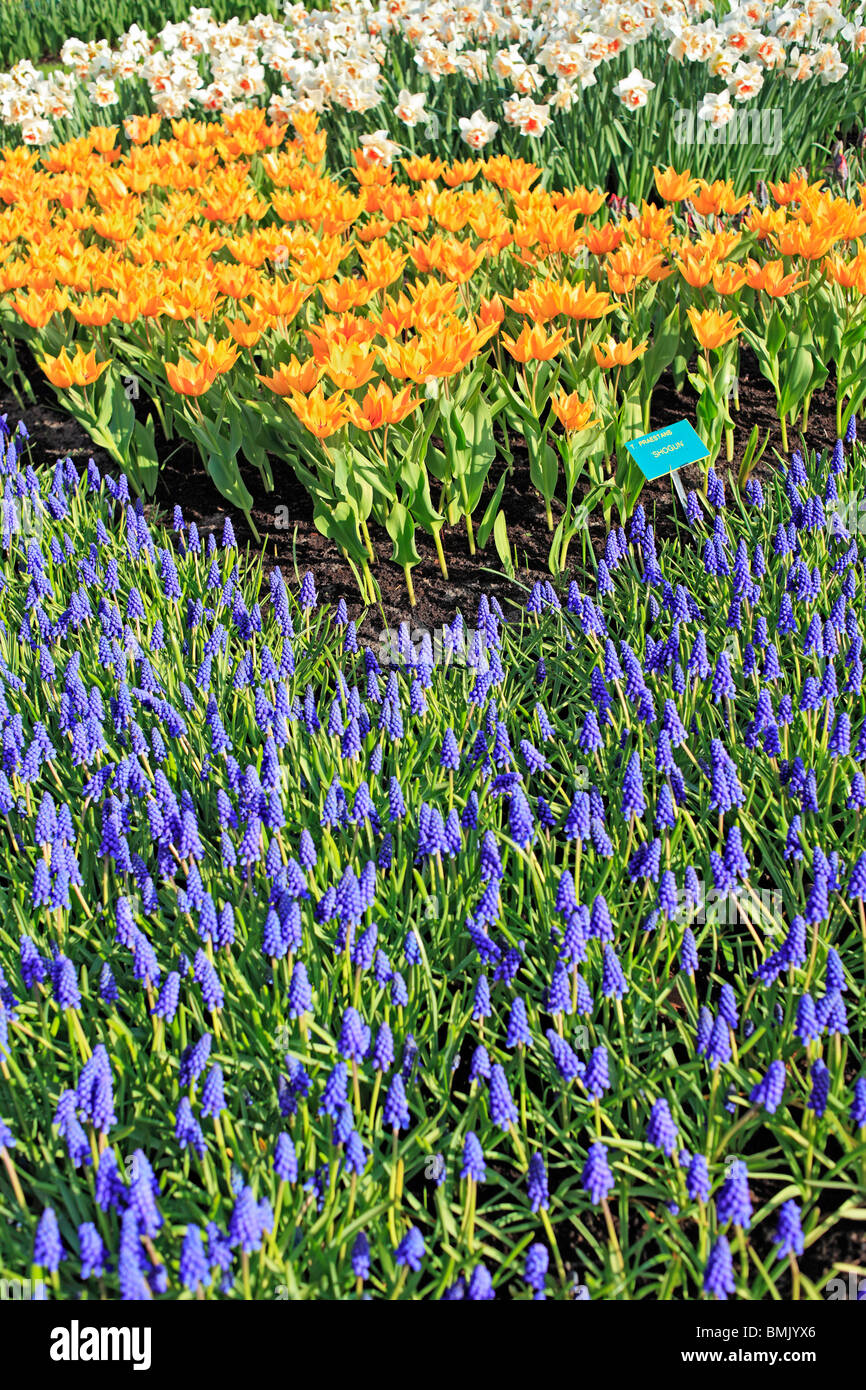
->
(0, 415), (863, 1300)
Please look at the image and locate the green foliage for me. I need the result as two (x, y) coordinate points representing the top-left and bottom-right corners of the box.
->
(0, 0), (284, 68)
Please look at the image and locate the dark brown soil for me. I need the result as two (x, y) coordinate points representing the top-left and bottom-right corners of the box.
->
(1, 342), (844, 635)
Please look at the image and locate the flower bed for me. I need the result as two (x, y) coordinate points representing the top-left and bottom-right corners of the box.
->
(0, 1), (864, 199)
(2, 113), (866, 605)
(0, 0), (283, 71)
(0, 412), (863, 1299)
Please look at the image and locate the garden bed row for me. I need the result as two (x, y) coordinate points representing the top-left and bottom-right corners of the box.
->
(0, 408), (863, 1298)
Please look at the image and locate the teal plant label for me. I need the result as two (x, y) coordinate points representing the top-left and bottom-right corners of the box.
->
(625, 420), (708, 479)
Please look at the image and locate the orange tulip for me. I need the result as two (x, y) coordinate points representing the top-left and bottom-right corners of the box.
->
(676, 245), (717, 289)
(123, 114), (162, 144)
(253, 279), (311, 320)
(319, 276), (380, 313)
(379, 321), (491, 382)
(290, 109), (321, 141)
(712, 263), (749, 296)
(823, 252), (866, 292)
(507, 278), (611, 323)
(635, 200), (674, 242)
(431, 190), (472, 233)
(0, 259), (32, 293)
(482, 155), (541, 195)
(423, 320), (497, 377)
(187, 335), (239, 377)
(352, 148), (394, 188)
(69, 294), (116, 327)
(323, 342), (379, 392)
(377, 293), (415, 338)
(607, 244), (671, 293)
(477, 294), (506, 329)
(377, 336), (431, 383)
(441, 159), (481, 187)
(505, 278), (566, 322)
(165, 356), (217, 397)
(200, 189), (267, 224)
(773, 221), (836, 261)
(408, 235), (444, 275)
(407, 276), (458, 324)
(552, 185), (606, 218)
(578, 276), (614, 320)
(39, 345), (110, 390)
(439, 237), (487, 284)
(769, 175), (823, 206)
(226, 312), (267, 348)
(161, 278), (222, 320)
(584, 222), (626, 255)
(257, 357), (322, 396)
(223, 231), (274, 268)
(687, 307), (741, 351)
(501, 323), (571, 363)
(306, 314), (378, 361)
(288, 383), (351, 438)
(690, 179), (751, 218)
(537, 208), (586, 258)
(88, 125), (119, 155)
(654, 165), (699, 203)
(91, 210), (138, 243)
(744, 258), (809, 297)
(401, 155), (444, 182)
(358, 241), (407, 289)
(833, 203), (866, 241)
(347, 381), (421, 430)
(12, 288), (67, 327)
(56, 179), (90, 212)
(213, 263), (261, 299)
(695, 228), (743, 261)
(743, 206), (788, 241)
(467, 203), (512, 242)
(593, 336), (649, 369)
(551, 390), (599, 433)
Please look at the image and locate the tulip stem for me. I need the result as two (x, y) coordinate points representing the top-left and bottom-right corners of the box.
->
(403, 565), (416, 608)
(432, 527), (449, 578)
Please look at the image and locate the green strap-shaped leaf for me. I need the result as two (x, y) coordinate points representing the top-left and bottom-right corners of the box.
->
(205, 450), (254, 515)
(312, 500), (368, 565)
(492, 511), (513, 576)
(385, 500), (420, 569)
(778, 344), (813, 417)
(476, 470), (509, 551)
(132, 416), (160, 498)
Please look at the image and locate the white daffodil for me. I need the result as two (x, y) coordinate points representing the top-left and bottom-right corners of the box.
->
(613, 67), (656, 108)
(458, 108), (498, 148)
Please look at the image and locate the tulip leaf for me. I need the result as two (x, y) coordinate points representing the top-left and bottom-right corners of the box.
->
(492, 510), (513, 576)
(476, 470), (509, 551)
(778, 344), (813, 417)
(312, 500), (367, 565)
(385, 501), (420, 569)
(205, 449), (253, 516)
